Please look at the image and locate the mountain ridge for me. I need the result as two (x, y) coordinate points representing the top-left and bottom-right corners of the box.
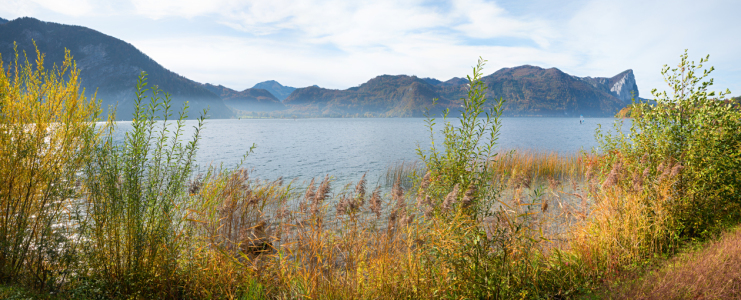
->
(0, 17), (233, 120)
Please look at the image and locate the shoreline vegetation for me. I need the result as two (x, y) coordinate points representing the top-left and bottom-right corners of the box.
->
(2, 48), (740, 299)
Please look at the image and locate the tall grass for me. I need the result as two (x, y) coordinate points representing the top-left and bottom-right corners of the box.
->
(491, 149), (591, 183)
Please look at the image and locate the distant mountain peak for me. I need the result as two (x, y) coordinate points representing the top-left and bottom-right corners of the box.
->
(0, 17), (9, 25)
(252, 80), (296, 101)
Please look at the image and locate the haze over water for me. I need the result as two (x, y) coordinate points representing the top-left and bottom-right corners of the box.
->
(113, 117), (628, 185)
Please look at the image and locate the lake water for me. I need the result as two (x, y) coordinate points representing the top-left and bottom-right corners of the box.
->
(112, 117), (628, 185)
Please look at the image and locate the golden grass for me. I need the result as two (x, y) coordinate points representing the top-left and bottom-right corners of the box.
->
(613, 226), (741, 299)
(491, 149), (591, 183)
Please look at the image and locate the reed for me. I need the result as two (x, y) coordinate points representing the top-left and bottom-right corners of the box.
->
(490, 149), (591, 183)
(384, 161), (423, 191)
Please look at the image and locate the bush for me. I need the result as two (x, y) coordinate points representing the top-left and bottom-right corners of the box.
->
(596, 50), (740, 244)
(0, 43), (99, 290)
(78, 72), (205, 298)
(416, 57), (505, 219)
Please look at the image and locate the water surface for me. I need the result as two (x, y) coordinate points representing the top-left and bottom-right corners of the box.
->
(112, 117), (628, 185)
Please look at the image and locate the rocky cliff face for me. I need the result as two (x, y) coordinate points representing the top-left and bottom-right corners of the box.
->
(577, 70), (639, 103)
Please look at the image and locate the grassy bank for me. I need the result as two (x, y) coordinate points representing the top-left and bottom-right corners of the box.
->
(2, 49), (740, 299)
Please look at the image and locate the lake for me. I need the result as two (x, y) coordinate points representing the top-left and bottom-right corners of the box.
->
(112, 117), (629, 185)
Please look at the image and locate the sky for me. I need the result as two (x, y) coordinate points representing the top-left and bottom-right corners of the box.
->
(1, 0), (739, 98)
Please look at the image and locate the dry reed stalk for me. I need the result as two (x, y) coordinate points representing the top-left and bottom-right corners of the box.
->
(491, 149), (591, 184)
(569, 172), (678, 280)
(416, 171), (431, 208)
(355, 173), (366, 206)
(369, 186), (382, 218)
(301, 178), (316, 213)
(312, 175), (331, 215)
(601, 161), (623, 189)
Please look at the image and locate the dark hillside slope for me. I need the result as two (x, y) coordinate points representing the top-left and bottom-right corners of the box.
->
(0, 17), (232, 120)
(281, 67), (634, 117)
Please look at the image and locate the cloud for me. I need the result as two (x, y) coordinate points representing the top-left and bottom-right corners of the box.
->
(130, 33), (575, 91)
(121, 0), (565, 90)
(0, 0), (94, 18)
(555, 0), (741, 96)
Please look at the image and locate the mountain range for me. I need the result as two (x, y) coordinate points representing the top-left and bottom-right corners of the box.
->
(280, 67), (637, 117)
(0, 16), (639, 119)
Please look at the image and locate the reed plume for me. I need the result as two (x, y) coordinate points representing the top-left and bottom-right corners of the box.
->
(442, 183), (460, 211)
(460, 183), (477, 209)
(602, 162), (622, 189)
(301, 178), (316, 213)
(670, 163), (684, 178)
(354, 173), (366, 206)
(416, 171), (431, 207)
(632, 170), (644, 192)
(369, 186), (382, 218)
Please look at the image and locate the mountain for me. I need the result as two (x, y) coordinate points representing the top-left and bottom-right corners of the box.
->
(468, 65), (631, 116)
(203, 84), (285, 112)
(252, 80), (296, 101)
(281, 66), (635, 117)
(283, 75), (454, 117)
(0, 18), (8, 25)
(0, 17), (233, 120)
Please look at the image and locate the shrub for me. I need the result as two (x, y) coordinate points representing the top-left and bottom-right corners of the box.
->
(596, 50), (740, 241)
(78, 72), (205, 298)
(0, 43), (99, 290)
(416, 57), (505, 219)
